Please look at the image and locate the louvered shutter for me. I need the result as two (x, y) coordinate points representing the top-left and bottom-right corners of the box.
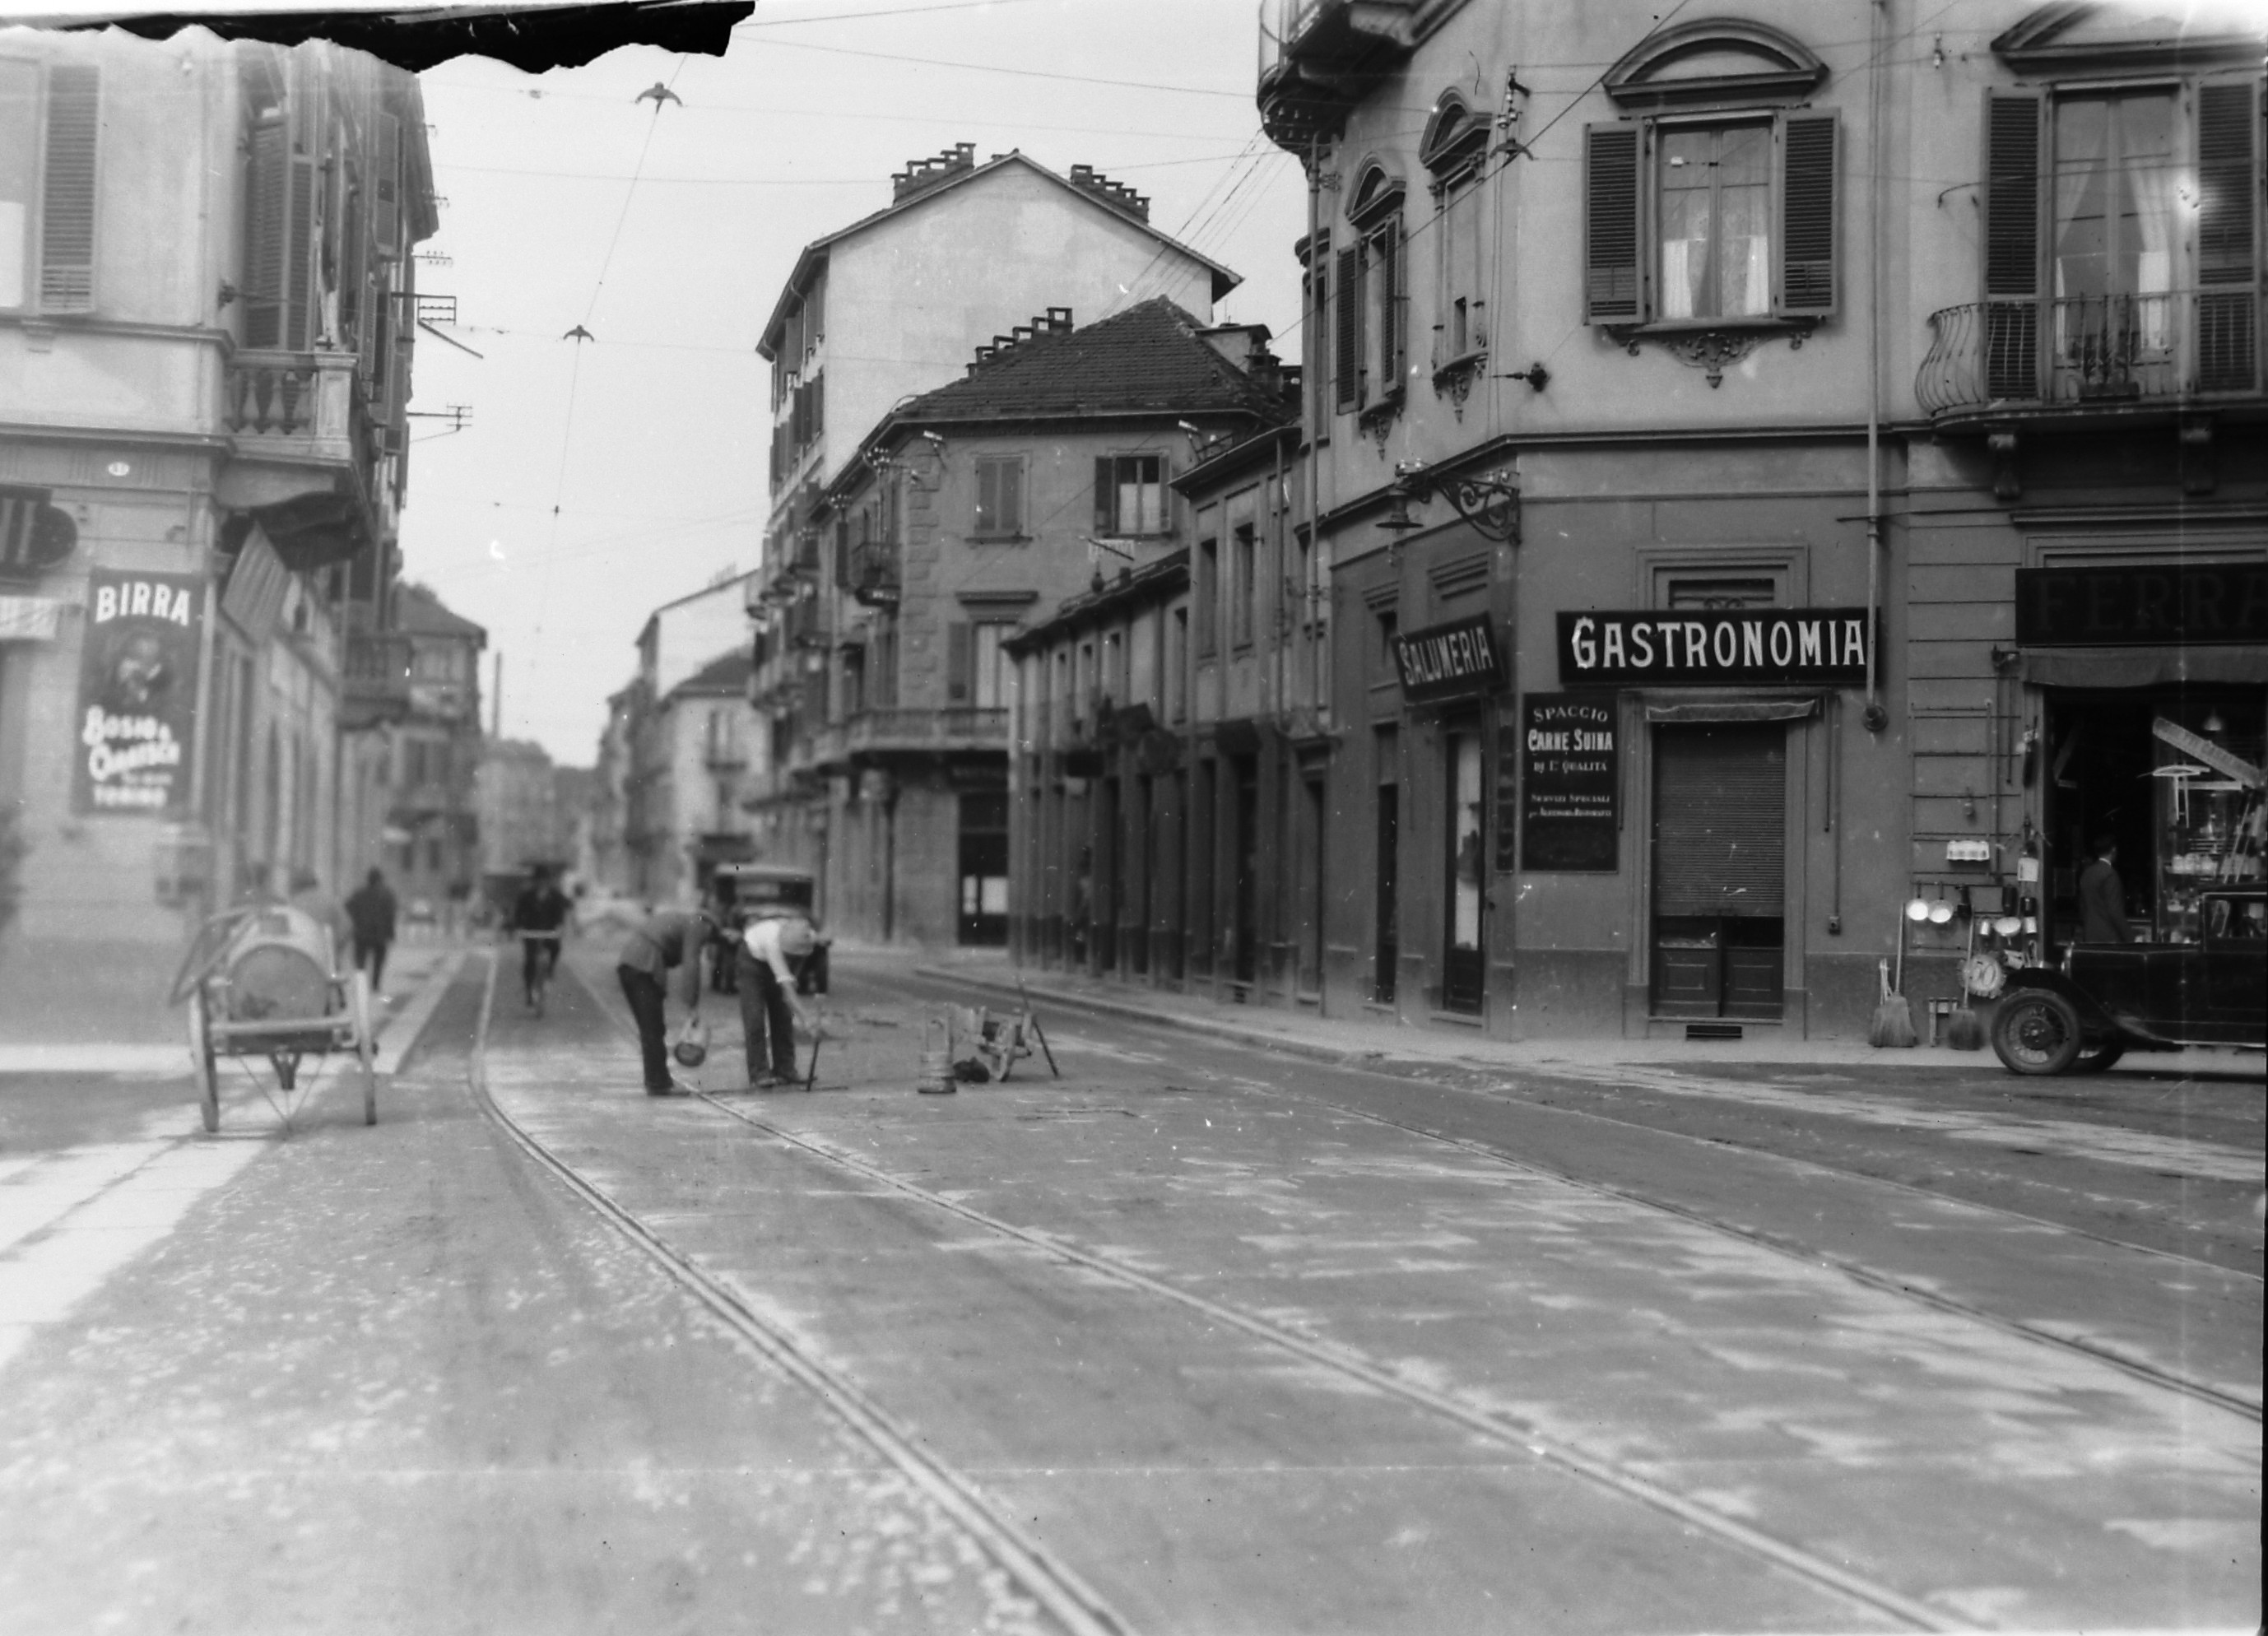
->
(1583, 123), (1643, 323)
(1375, 219), (1404, 388)
(807, 277), (825, 347)
(1775, 110), (1838, 318)
(1094, 456), (1114, 532)
(812, 371), (824, 435)
(373, 110), (400, 254)
(1334, 245), (1362, 409)
(1653, 724), (1785, 918)
(1309, 258), (1329, 416)
(2195, 78), (2260, 394)
(339, 174), (365, 348)
(1002, 458), (1022, 535)
(1982, 91), (2043, 401)
(38, 64), (98, 312)
(283, 152), (316, 350)
(243, 114), (290, 346)
(946, 621), (973, 703)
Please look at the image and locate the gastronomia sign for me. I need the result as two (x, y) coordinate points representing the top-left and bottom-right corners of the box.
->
(72, 568), (202, 817)
(1394, 613), (1503, 703)
(1558, 607), (1871, 686)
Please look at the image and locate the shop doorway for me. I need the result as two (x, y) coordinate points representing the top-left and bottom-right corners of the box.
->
(956, 790), (1009, 946)
(1443, 723), (1485, 1014)
(1652, 722), (1787, 1019)
(1232, 755), (1259, 987)
(2042, 688), (2266, 946)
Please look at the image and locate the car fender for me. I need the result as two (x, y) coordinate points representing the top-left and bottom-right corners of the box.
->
(1997, 968), (2129, 1043)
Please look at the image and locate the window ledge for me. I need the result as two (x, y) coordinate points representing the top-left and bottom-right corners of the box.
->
(1431, 348), (1487, 419)
(1356, 388), (1406, 449)
(1602, 316), (1820, 387)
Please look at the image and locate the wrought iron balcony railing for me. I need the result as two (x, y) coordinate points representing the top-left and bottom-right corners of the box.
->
(1917, 290), (2261, 421)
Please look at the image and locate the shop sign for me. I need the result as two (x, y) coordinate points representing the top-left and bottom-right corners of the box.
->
(72, 569), (202, 818)
(2015, 563), (2268, 647)
(1394, 613), (1503, 703)
(1557, 607), (1871, 686)
(1520, 693), (1620, 871)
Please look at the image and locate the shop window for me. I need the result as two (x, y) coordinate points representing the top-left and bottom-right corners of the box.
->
(974, 455), (1025, 538)
(1443, 726), (1485, 1014)
(957, 790), (1009, 946)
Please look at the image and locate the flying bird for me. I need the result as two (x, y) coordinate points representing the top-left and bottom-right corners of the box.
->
(634, 83), (681, 109)
(562, 325), (595, 342)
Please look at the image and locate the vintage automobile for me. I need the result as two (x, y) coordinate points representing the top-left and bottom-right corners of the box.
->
(1991, 886), (2267, 1075)
(709, 862), (830, 996)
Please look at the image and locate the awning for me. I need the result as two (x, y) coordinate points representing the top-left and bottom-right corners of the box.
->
(2020, 646), (2268, 688)
(1644, 697), (1821, 723)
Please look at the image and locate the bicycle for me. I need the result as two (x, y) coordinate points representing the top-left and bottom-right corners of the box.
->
(518, 928), (564, 1016)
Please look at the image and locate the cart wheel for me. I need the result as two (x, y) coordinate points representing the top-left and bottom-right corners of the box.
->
(188, 985), (220, 1133)
(352, 969), (378, 1125)
(1991, 990), (2084, 1076)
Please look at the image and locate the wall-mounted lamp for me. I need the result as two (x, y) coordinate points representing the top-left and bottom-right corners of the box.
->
(1383, 459), (1521, 545)
(1496, 360), (1550, 392)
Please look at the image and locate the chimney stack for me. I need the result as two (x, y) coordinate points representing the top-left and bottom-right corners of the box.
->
(891, 142), (980, 205)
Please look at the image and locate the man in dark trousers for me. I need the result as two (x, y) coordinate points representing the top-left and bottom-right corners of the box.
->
(2077, 834), (2136, 943)
(345, 867), (398, 994)
(615, 904), (717, 1095)
(509, 864), (574, 1009)
(736, 912), (819, 1088)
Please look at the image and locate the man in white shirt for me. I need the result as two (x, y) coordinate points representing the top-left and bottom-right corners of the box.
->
(737, 913), (818, 1088)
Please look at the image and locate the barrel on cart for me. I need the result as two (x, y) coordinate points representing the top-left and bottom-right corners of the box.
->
(171, 903), (379, 1132)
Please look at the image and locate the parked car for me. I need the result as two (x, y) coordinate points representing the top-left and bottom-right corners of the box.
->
(710, 863), (830, 996)
(1991, 886), (2266, 1075)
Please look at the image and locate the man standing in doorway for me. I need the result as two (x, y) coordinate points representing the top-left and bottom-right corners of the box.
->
(615, 904), (717, 1095)
(2078, 834), (2136, 943)
(346, 867), (398, 995)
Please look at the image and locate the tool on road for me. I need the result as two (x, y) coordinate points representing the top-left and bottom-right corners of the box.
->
(170, 902), (380, 1132)
(802, 1004), (825, 1092)
(1015, 973), (1061, 1078)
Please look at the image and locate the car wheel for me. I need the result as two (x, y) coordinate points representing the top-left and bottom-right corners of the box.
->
(1991, 991), (2085, 1076)
(2068, 1038), (2127, 1074)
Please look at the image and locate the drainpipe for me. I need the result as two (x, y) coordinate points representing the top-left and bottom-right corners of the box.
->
(1861, 0), (1889, 735)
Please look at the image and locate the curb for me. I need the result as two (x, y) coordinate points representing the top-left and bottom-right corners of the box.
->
(373, 950), (468, 1078)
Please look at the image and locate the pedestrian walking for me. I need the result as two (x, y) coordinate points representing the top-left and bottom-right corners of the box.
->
(2077, 834), (2135, 943)
(736, 913), (820, 1088)
(345, 867), (398, 995)
(615, 904), (718, 1095)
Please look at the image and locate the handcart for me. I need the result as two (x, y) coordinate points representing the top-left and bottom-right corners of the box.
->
(170, 902), (379, 1132)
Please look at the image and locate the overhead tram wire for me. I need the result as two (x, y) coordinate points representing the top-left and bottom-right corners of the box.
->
(525, 53), (691, 729)
(738, 35), (1253, 98)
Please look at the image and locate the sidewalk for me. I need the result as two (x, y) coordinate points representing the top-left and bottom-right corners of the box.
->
(0, 941), (465, 1078)
(916, 950), (2268, 1084)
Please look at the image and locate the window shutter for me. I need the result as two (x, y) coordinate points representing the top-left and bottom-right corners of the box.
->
(244, 114), (290, 346)
(1003, 458), (1022, 536)
(1376, 219), (1404, 388)
(1309, 260), (1329, 414)
(284, 152), (316, 350)
(1094, 456), (1114, 532)
(1583, 123), (1642, 323)
(1775, 110), (1837, 318)
(1982, 91), (2043, 399)
(976, 458), (997, 532)
(38, 64), (99, 312)
(811, 370), (824, 435)
(2195, 78), (2260, 394)
(373, 110), (400, 254)
(946, 621), (973, 703)
(1335, 245), (1363, 408)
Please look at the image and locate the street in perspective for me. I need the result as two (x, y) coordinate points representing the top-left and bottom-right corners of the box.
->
(1, 1), (2263, 1633)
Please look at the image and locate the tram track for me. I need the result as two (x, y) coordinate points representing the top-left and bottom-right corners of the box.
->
(531, 956), (2066, 1634)
(463, 950), (1135, 1636)
(908, 969), (2264, 1421)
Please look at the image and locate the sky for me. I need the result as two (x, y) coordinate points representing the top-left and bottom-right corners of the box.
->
(393, 0), (1309, 765)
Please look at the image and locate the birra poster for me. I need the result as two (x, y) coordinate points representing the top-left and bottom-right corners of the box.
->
(72, 569), (202, 817)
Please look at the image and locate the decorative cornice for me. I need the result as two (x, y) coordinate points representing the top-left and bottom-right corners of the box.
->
(1603, 318), (1817, 387)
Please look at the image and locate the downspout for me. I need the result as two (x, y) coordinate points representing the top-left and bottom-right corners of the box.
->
(1861, 0), (1889, 736)
(1307, 132), (1327, 733)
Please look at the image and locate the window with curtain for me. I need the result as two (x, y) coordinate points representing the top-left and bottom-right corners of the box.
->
(1659, 123), (1773, 321)
(2052, 91), (2179, 359)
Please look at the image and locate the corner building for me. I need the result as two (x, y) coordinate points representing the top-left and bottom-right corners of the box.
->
(1261, 0), (2261, 1043)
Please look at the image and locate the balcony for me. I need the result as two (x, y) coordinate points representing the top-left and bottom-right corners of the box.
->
(811, 708), (1010, 769)
(1917, 291), (2262, 427)
(217, 348), (389, 569)
(341, 633), (411, 729)
(1257, 0), (1420, 151)
(844, 536), (899, 610)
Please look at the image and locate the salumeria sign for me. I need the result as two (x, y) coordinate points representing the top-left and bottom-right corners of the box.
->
(1394, 613), (1503, 703)
(1558, 607), (1872, 686)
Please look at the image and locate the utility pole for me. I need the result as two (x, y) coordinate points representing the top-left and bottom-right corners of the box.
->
(491, 650), (503, 739)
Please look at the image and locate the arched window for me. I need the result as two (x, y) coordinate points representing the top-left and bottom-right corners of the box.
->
(1422, 92), (1491, 367)
(1334, 160), (1408, 417)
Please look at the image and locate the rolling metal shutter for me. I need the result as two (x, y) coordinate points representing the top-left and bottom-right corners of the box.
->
(1653, 723), (1785, 918)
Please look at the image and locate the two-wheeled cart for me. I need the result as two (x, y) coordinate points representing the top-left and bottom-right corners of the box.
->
(171, 903), (379, 1132)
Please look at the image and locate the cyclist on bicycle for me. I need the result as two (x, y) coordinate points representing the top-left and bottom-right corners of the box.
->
(510, 864), (574, 1012)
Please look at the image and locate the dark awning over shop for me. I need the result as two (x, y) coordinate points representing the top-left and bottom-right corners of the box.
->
(2019, 647), (2268, 688)
(1644, 697), (1822, 723)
